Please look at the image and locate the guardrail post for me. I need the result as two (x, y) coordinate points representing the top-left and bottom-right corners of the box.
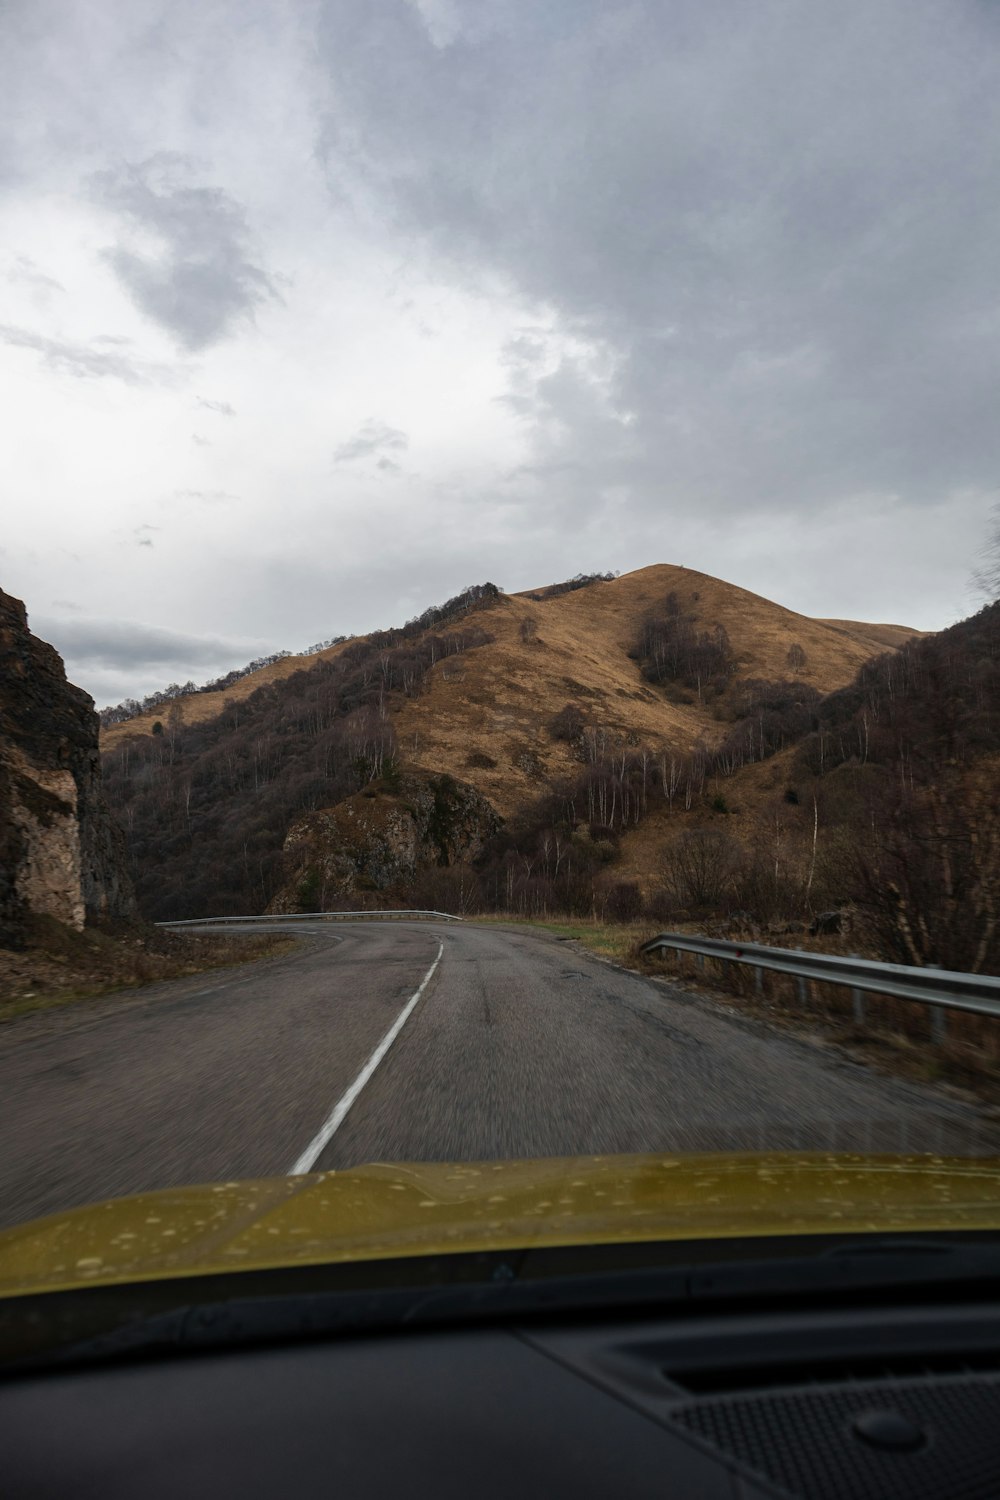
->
(796, 977), (809, 1007)
(754, 967), (763, 996)
(925, 967), (947, 1043)
(851, 987), (865, 1026)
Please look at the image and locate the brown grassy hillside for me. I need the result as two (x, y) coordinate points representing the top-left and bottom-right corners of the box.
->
(98, 563), (923, 925)
(101, 566), (917, 763)
(393, 565), (917, 817)
(100, 637), (357, 749)
(816, 619), (925, 654)
(101, 563), (918, 824)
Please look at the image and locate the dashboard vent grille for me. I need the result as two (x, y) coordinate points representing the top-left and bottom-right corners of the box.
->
(669, 1372), (1000, 1500)
(666, 1351), (1000, 1395)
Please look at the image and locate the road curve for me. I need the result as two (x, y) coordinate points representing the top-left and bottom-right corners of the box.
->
(0, 920), (995, 1230)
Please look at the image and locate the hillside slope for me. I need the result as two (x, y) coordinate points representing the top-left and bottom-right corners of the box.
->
(100, 566), (917, 772)
(394, 565), (918, 815)
(815, 618), (926, 654)
(98, 565), (919, 923)
(100, 637), (357, 749)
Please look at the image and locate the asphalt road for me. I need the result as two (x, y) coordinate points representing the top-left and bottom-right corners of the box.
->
(1, 920), (996, 1230)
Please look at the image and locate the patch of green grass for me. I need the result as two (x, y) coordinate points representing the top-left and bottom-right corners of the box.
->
(470, 915), (648, 967)
(0, 985), (118, 1026)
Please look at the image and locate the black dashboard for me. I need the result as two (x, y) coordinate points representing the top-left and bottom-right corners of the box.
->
(5, 1292), (1000, 1498)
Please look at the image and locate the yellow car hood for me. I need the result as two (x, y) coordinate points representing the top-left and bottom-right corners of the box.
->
(2, 1152), (1000, 1299)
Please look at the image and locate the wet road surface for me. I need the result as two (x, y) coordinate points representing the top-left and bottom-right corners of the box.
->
(1, 920), (995, 1229)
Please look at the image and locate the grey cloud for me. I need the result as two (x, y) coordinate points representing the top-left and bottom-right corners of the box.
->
(334, 419), (409, 463)
(502, 459), (584, 483)
(5, 255), (64, 294)
(33, 615), (269, 674)
(90, 154), (280, 350)
(317, 0), (1000, 523)
(191, 433), (211, 446)
(0, 322), (180, 384)
(171, 488), (239, 503)
(197, 396), (236, 416)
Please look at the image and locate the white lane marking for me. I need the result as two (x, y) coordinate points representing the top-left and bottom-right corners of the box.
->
(288, 939), (443, 1175)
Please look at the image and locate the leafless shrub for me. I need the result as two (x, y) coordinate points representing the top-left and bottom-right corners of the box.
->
(665, 829), (742, 910)
(605, 881), (643, 922)
(730, 852), (807, 926)
(549, 703), (586, 742)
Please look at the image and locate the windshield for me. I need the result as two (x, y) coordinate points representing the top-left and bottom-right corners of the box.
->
(1, 1), (999, 1286)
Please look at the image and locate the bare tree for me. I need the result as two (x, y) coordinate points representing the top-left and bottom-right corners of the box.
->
(665, 829), (741, 909)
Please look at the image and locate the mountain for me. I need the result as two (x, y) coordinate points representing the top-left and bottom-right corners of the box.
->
(390, 564), (922, 817)
(0, 589), (136, 947)
(99, 566), (923, 925)
(101, 567), (917, 765)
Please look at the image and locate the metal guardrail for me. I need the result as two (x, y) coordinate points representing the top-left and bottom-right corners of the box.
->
(159, 909), (463, 928)
(640, 932), (1000, 1027)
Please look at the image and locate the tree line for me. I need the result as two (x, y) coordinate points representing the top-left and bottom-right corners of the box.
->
(98, 582), (505, 728)
(524, 572), (618, 601)
(97, 646), (350, 728)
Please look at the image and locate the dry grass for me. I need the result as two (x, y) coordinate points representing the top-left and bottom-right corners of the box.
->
(395, 564), (915, 819)
(817, 619), (926, 652)
(101, 638), (357, 749)
(0, 920), (297, 1025)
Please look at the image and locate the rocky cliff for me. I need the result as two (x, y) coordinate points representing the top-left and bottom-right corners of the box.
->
(269, 770), (501, 912)
(0, 590), (136, 946)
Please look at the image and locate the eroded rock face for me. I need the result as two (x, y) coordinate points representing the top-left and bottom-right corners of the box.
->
(0, 590), (136, 945)
(269, 771), (501, 912)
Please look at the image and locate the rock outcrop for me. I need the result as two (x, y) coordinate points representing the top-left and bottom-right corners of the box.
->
(269, 770), (501, 912)
(0, 590), (136, 946)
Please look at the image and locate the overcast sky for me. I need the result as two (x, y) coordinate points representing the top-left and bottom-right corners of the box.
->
(2, 0), (998, 705)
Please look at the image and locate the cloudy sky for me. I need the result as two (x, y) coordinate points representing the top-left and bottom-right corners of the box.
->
(2, 0), (998, 705)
